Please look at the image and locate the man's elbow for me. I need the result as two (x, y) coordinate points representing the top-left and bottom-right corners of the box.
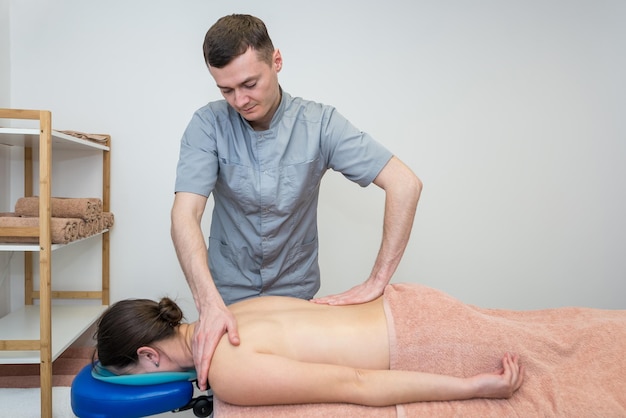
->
(401, 169), (422, 206)
(410, 172), (422, 197)
(172, 192), (206, 223)
(170, 200), (185, 233)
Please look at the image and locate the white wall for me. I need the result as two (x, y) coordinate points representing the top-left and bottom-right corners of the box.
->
(5, 0), (626, 316)
(0, 0), (11, 318)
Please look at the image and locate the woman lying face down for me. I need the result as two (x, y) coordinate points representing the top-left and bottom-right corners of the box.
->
(94, 290), (524, 407)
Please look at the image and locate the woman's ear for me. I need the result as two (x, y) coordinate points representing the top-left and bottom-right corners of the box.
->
(137, 346), (161, 369)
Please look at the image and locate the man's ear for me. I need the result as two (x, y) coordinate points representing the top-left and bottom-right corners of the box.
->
(273, 49), (283, 72)
(137, 346), (160, 369)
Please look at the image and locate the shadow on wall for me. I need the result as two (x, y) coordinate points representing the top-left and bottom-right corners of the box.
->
(0, 253), (10, 318)
(0, 146), (10, 317)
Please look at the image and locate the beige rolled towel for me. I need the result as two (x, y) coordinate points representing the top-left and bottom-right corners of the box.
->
(101, 212), (114, 230)
(77, 212), (114, 237)
(0, 215), (81, 244)
(78, 217), (100, 238)
(15, 197), (103, 221)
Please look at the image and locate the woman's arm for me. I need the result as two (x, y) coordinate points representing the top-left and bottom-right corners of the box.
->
(209, 351), (523, 407)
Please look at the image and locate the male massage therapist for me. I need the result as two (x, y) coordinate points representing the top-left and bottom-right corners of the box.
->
(171, 14), (422, 391)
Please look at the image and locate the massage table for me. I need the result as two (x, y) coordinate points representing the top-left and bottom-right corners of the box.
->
(71, 364), (213, 417)
(72, 284), (626, 417)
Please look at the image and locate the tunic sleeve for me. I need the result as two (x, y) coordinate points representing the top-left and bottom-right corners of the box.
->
(174, 107), (220, 197)
(321, 108), (393, 187)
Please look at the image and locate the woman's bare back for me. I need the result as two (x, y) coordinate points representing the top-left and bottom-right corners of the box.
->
(207, 294), (524, 407)
(216, 296), (390, 370)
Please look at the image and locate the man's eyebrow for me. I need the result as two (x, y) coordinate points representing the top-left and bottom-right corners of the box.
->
(216, 76), (258, 90)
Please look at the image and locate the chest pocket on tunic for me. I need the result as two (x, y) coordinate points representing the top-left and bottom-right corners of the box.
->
(274, 157), (324, 215)
(217, 157), (324, 216)
(215, 159), (258, 214)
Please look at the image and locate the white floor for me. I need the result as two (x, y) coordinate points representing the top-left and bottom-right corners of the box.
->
(0, 387), (199, 417)
(0, 387), (75, 418)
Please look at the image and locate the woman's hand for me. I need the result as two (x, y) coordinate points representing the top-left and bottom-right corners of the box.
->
(471, 353), (525, 399)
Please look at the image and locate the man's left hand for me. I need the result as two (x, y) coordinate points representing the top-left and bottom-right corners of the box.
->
(310, 280), (384, 305)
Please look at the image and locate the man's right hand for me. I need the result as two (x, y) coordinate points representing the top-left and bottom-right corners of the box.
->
(193, 303), (240, 391)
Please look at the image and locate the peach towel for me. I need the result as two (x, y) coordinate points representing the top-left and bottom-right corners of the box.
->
(214, 399), (395, 417)
(388, 283), (626, 417)
(214, 283), (626, 417)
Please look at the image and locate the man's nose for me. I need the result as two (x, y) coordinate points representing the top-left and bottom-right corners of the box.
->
(234, 89), (249, 107)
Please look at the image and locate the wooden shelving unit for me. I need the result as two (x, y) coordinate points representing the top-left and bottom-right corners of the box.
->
(0, 108), (111, 418)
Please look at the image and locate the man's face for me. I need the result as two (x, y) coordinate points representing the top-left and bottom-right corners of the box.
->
(209, 47), (282, 131)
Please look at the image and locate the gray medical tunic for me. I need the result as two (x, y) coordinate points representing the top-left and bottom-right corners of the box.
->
(175, 90), (393, 305)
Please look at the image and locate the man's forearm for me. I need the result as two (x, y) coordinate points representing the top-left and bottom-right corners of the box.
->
(171, 206), (221, 310)
(369, 168), (422, 287)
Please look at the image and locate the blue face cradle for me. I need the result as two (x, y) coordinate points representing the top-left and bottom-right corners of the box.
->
(73, 363), (212, 417)
(92, 361), (197, 386)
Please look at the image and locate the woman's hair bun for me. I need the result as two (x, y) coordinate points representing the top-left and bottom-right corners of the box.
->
(158, 297), (184, 326)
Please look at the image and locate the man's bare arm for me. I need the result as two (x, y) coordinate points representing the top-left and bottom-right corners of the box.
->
(312, 156), (422, 305)
(171, 192), (240, 390)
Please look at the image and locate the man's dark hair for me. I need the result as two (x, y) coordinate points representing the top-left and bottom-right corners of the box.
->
(203, 14), (275, 68)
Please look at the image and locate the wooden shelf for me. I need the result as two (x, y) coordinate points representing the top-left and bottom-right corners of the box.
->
(0, 229), (109, 252)
(0, 108), (111, 418)
(0, 304), (106, 364)
(0, 127), (110, 151)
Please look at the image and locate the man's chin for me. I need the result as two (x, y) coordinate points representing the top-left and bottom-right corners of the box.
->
(239, 110), (256, 120)
(240, 111), (264, 126)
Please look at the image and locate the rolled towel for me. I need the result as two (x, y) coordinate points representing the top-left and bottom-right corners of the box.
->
(101, 212), (114, 230)
(78, 218), (95, 238)
(0, 215), (81, 244)
(15, 197), (103, 221)
(77, 212), (114, 237)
